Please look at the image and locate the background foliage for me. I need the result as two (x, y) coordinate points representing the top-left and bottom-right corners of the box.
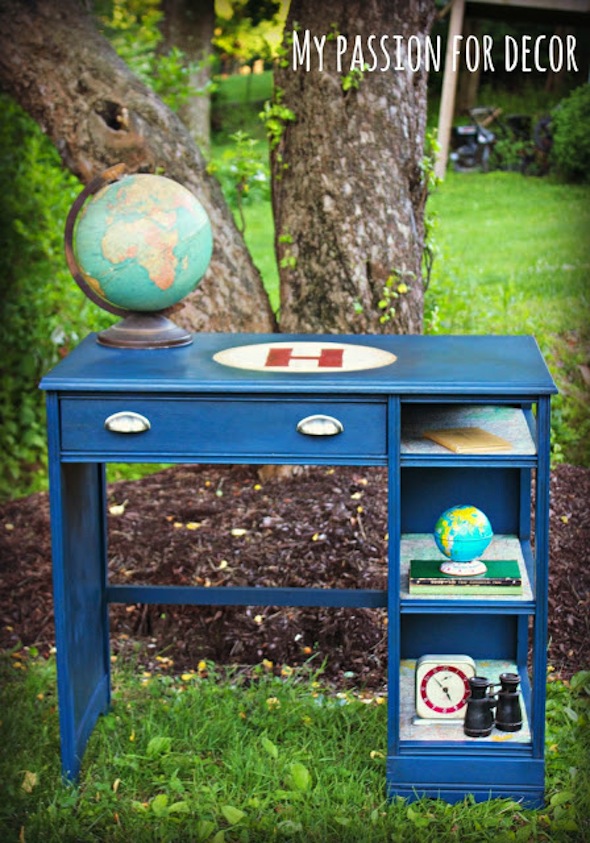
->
(551, 83), (590, 184)
(0, 4), (589, 500)
(0, 98), (112, 498)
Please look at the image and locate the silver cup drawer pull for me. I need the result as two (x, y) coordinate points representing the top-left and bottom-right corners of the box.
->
(296, 414), (344, 437)
(104, 411), (151, 434)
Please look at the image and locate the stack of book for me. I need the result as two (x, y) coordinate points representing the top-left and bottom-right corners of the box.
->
(409, 559), (522, 595)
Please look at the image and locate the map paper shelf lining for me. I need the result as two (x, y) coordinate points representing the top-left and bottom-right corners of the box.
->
(401, 405), (536, 455)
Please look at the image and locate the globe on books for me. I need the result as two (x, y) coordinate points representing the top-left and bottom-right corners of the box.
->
(434, 504), (493, 577)
(65, 164), (213, 348)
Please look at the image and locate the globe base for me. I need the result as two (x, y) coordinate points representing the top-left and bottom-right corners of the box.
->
(439, 559), (487, 577)
(97, 313), (193, 349)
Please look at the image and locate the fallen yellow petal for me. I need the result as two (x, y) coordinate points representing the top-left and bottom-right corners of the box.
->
(22, 771), (38, 792)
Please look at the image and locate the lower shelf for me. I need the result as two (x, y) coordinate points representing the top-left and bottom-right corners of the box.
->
(399, 659), (531, 746)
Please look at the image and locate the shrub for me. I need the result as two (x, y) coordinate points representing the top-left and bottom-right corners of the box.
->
(0, 97), (112, 500)
(551, 84), (590, 183)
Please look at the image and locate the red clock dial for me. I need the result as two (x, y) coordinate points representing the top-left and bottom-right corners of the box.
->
(419, 664), (471, 714)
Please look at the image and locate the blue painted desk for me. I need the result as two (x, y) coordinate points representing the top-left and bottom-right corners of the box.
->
(41, 333), (556, 804)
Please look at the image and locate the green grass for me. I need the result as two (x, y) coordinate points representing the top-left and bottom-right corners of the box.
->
(241, 200), (279, 313)
(208, 133), (279, 314)
(214, 70), (274, 105)
(425, 171), (589, 341)
(425, 170), (590, 464)
(1, 653), (589, 842)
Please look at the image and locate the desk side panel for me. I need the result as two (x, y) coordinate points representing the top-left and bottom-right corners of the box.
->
(47, 395), (110, 779)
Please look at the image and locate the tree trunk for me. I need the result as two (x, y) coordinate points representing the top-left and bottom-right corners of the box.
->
(160, 0), (214, 153)
(0, 0), (276, 334)
(272, 0), (435, 334)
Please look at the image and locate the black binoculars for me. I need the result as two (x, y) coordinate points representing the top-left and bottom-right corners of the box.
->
(464, 673), (523, 738)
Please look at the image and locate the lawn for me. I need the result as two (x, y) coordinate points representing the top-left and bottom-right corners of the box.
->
(1, 654), (589, 842)
(424, 170), (590, 465)
(424, 170), (589, 345)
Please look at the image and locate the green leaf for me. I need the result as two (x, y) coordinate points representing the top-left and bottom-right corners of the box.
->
(571, 670), (590, 693)
(131, 800), (147, 812)
(146, 736), (172, 757)
(563, 706), (579, 722)
(221, 804), (246, 825)
(150, 793), (169, 816)
(168, 800), (190, 814)
(277, 820), (303, 834)
(261, 736), (279, 759)
(196, 819), (216, 840)
(289, 762), (312, 792)
(550, 790), (573, 807)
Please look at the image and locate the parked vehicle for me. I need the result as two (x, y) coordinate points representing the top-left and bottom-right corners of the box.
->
(450, 106), (553, 175)
(450, 106), (500, 173)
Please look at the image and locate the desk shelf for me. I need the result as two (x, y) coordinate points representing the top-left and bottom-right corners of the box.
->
(400, 404), (537, 458)
(399, 533), (534, 608)
(399, 659), (532, 747)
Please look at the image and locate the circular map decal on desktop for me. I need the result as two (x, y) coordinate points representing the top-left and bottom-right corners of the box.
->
(213, 341), (397, 373)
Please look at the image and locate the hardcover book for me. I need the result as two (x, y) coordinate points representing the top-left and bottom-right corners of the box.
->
(422, 426), (513, 453)
(409, 559), (522, 595)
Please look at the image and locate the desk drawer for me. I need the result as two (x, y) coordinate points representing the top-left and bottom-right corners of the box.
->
(60, 397), (387, 461)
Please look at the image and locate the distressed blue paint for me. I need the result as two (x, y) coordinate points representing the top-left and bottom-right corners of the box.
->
(60, 396), (387, 460)
(532, 396), (552, 758)
(41, 332), (555, 803)
(106, 584), (387, 608)
(40, 333), (558, 396)
(400, 467), (523, 534)
(387, 396), (402, 757)
(387, 756), (545, 808)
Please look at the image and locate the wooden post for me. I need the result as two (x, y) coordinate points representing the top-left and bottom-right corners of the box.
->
(435, 0), (466, 180)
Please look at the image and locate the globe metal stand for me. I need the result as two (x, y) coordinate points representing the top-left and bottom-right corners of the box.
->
(65, 164), (193, 349)
(439, 559), (488, 577)
(95, 313), (192, 350)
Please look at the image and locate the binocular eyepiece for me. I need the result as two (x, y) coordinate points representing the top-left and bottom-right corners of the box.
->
(463, 672), (523, 738)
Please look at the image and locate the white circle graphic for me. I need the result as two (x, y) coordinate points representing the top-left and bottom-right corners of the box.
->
(212, 341), (397, 373)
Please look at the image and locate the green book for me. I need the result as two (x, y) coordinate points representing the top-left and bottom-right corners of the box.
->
(409, 559), (522, 595)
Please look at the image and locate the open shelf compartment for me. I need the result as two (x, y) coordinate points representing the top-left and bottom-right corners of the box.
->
(400, 404), (536, 457)
(399, 658), (532, 746)
(400, 533), (534, 603)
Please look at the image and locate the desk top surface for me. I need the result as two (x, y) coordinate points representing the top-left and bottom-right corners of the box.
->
(40, 333), (557, 396)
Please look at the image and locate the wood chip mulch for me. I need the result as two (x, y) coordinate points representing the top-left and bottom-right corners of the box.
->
(1, 463), (588, 687)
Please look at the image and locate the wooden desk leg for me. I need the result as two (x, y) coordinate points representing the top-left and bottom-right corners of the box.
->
(48, 456), (111, 780)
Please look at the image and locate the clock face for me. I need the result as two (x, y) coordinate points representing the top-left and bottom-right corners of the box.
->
(415, 656), (476, 719)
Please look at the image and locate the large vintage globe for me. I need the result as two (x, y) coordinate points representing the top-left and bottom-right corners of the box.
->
(72, 173), (213, 313)
(434, 505), (493, 566)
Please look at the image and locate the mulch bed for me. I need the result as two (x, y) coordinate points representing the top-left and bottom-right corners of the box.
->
(1, 463), (588, 687)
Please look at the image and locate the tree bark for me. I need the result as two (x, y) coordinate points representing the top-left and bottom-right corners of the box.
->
(160, 0), (214, 153)
(272, 0), (435, 334)
(0, 0), (276, 334)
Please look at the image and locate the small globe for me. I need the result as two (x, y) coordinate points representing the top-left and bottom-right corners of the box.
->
(72, 173), (213, 313)
(434, 505), (493, 563)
